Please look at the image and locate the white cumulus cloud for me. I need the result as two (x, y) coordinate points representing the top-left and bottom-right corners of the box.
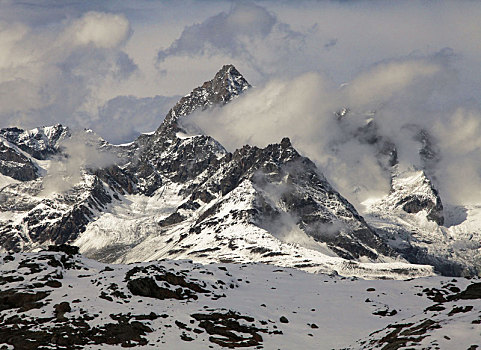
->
(71, 12), (131, 48)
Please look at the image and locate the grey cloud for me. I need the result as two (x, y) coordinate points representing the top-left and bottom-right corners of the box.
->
(155, 2), (306, 79)
(91, 94), (181, 144)
(157, 2), (277, 62)
(185, 52), (481, 207)
(0, 10), (137, 138)
(115, 52), (138, 79)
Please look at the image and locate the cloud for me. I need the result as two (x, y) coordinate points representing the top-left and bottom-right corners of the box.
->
(157, 2), (277, 62)
(345, 60), (442, 108)
(70, 12), (131, 48)
(91, 94), (181, 144)
(156, 2), (305, 78)
(184, 52), (481, 206)
(0, 11), (137, 140)
(432, 108), (481, 204)
(42, 131), (119, 195)
(152, 1), (481, 93)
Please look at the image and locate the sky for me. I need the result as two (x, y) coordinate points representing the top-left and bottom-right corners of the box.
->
(1, 0), (481, 205)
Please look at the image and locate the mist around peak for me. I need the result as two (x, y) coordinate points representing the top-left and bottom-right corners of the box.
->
(184, 56), (481, 208)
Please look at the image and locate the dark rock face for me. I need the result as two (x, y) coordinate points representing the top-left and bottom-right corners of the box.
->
(0, 289), (50, 312)
(94, 165), (136, 195)
(127, 277), (200, 300)
(142, 135), (225, 185)
(159, 212), (186, 227)
(191, 311), (268, 348)
(126, 265), (209, 301)
(0, 124), (69, 160)
(160, 64), (251, 133)
(54, 301), (71, 321)
(0, 142), (38, 181)
(449, 283), (481, 301)
(398, 191), (444, 226)
(47, 244), (80, 255)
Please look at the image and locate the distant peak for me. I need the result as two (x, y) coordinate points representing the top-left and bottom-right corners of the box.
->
(157, 64), (251, 133)
(215, 64), (241, 79)
(211, 64), (251, 96)
(280, 137), (292, 149)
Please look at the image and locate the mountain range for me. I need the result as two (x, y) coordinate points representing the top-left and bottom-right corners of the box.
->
(1, 64), (481, 349)
(1, 64), (479, 278)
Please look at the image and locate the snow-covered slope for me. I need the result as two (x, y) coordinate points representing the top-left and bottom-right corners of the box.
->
(74, 134), (432, 278)
(364, 200), (481, 277)
(75, 178), (432, 279)
(0, 247), (479, 349)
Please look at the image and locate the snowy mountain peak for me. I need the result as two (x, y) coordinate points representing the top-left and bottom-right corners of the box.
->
(367, 167), (444, 226)
(158, 65), (251, 133)
(211, 64), (251, 97)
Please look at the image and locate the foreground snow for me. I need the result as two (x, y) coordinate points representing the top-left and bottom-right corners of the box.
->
(0, 247), (480, 349)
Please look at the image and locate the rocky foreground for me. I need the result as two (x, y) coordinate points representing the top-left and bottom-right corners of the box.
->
(0, 246), (480, 349)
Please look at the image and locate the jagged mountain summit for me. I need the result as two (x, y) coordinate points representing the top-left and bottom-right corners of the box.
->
(160, 64), (251, 133)
(0, 65), (479, 278)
